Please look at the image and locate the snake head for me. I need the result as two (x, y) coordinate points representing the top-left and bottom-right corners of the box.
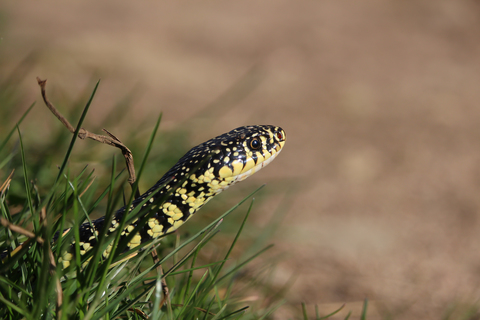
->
(145, 125), (286, 211)
(195, 125), (287, 192)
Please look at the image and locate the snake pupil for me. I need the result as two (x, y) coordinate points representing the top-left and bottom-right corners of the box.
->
(250, 137), (261, 149)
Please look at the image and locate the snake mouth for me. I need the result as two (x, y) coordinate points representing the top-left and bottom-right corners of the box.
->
(236, 148), (282, 182)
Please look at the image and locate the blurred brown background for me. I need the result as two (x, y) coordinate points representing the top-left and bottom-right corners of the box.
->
(3, 1), (480, 319)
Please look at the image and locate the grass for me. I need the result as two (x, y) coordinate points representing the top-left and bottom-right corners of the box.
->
(0, 55), (371, 319)
(0, 72), (292, 319)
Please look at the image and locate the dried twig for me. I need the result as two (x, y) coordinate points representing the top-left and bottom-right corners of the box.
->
(0, 218), (44, 244)
(36, 77), (139, 197)
(39, 207), (63, 317)
(151, 249), (170, 308)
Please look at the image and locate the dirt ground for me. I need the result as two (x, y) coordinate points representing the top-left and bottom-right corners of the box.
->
(3, 1), (480, 319)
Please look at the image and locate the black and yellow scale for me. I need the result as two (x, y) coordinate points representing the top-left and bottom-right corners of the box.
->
(55, 125), (286, 268)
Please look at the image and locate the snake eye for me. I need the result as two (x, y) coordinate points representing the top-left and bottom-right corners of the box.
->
(249, 137), (261, 150)
(276, 132), (283, 140)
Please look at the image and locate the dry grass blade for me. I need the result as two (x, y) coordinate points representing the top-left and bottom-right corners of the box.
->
(0, 169), (15, 195)
(79, 174), (96, 198)
(127, 308), (149, 319)
(171, 304), (217, 316)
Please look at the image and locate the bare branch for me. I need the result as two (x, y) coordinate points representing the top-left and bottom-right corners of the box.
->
(0, 217), (44, 244)
(151, 249), (170, 308)
(36, 77), (138, 195)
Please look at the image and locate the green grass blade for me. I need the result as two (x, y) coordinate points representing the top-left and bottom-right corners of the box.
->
(0, 294), (26, 316)
(202, 295), (216, 320)
(168, 260), (227, 276)
(55, 80), (100, 183)
(317, 304), (345, 320)
(163, 223), (222, 279)
(214, 244), (273, 286)
(257, 300), (285, 320)
(132, 112), (162, 197)
(210, 198), (255, 287)
(151, 266), (165, 320)
(209, 303), (227, 320)
(15, 125), (34, 228)
(183, 245), (199, 303)
(247, 190), (292, 258)
(302, 302), (308, 320)
(217, 306), (249, 320)
(83, 156), (120, 289)
(0, 275), (33, 299)
(360, 299), (368, 320)
(0, 102), (35, 154)
(90, 280), (155, 320)
(175, 270), (209, 320)
(0, 152), (14, 170)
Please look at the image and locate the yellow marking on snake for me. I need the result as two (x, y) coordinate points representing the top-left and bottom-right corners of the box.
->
(219, 166), (233, 178)
(242, 158), (256, 173)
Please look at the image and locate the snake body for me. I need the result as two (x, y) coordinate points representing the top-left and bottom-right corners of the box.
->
(57, 125), (286, 268)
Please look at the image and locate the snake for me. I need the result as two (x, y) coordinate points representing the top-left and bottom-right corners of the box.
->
(3, 125), (286, 269)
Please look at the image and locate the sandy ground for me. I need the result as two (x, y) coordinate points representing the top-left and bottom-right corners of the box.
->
(3, 1), (480, 319)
